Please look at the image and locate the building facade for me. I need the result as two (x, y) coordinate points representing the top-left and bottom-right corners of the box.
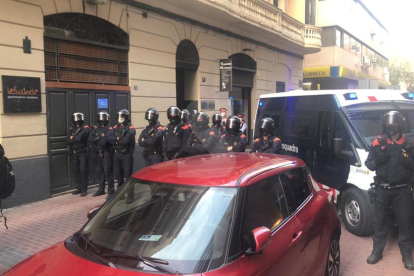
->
(0, 0), (321, 207)
(304, 0), (390, 90)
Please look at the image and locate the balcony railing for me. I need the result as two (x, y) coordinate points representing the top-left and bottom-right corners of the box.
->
(222, 0), (322, 52)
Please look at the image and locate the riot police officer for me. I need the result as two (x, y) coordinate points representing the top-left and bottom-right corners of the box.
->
(108, 109), (136, 197)
(88, 112), (114, 197)
(216, 116), (247, 153)
(251, 117), (281, 154)
(365, 111), (414, 270)
(138, 108), (164, 167)
(211, 113), (226, 139)
(181, 109), (193, 131)
(189, 110), (198, 126)
(66, 112), (90, 196)
(163, 106), (189, 160)
(176, 112), (216, 158)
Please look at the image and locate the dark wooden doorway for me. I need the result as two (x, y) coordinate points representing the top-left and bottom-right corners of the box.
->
(47, 85), (129, 195)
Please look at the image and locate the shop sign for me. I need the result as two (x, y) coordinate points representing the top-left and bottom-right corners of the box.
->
(219, 59), (232, 91)
(2, 76), (41, 113)
(303, 67), (330, 78)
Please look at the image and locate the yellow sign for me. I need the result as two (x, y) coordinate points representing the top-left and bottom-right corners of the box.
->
(303, 67), (330, 78)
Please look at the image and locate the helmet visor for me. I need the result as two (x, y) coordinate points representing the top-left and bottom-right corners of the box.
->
(72, 113), (84, 123)
(145, 111), (157, 121)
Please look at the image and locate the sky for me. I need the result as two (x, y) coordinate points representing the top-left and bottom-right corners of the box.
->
(362, 0), (414, 61)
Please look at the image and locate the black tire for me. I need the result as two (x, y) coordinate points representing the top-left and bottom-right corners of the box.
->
(341, 187), (373, 236)
(325, 234), (340, 276)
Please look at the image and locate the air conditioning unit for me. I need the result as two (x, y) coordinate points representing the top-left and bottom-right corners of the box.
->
(371, 58), (378, 64)
(361, 56), (372, 67)
(350, 44), (357, 52)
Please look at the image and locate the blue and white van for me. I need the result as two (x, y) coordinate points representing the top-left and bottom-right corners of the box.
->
(255, 90), (414, 236)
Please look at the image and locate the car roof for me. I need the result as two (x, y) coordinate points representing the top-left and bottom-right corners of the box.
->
(132, 153), (305, 187)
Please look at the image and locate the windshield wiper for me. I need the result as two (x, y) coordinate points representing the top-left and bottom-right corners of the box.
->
(76, 232), (117, 268)
(102, 252), (180, 274)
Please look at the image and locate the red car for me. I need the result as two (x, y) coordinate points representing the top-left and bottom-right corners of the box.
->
(4, 153), (340, 276)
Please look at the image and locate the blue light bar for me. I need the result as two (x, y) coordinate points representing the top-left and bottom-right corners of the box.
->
(344, 93), (358, 100)
(229, 96), (233, 99)
(259, 102), (264, 107)
(402, 92), (414, 100)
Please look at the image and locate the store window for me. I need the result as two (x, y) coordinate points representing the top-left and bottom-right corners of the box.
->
(343, 34), (350, 51)
(336, 30), (342, 48)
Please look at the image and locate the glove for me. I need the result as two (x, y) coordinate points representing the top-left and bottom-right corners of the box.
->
(374, 152), (391, 165)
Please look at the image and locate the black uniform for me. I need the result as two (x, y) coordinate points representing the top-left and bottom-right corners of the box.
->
(252, 136), (281, 154)
(365, 134), (414, 258)
(88, 125), (114, 194)
(211, 124), (226, 140)
(138, 121), (164, 167)
(108, 123), (136, 189)
(162, 122), (189, 160)
(216, 132), (247, 153)
(177, 128), (216, 157)
(66, 125), (90, 193)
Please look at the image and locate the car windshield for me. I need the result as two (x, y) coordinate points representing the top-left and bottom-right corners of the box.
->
(348, 109), (414, 146)
(80, 179), (237, 274)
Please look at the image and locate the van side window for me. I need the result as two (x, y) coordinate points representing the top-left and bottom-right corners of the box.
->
(285, 117), (310, 138)
(279, 168), (311, 211)
(285, 96), (319, 112)
(318, 111), (334, 148)
(244, 175), (289, 234)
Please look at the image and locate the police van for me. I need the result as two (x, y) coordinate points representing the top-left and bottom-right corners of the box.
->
(255, 90), (414, 236)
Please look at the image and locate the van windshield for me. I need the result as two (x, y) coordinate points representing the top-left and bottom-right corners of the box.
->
(347, 109), (414, 146)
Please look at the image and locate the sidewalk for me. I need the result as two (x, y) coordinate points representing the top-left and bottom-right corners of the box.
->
(0, 187), (412, 275)
(0, 187), (106, 274)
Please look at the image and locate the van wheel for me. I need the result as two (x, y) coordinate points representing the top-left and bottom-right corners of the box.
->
(341, 187), (373, 236)
(325, 234), (340, 276)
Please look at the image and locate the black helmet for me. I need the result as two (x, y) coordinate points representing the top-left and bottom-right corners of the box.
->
(259, 117), (275, 136)
(212, 113), (222, 126)
(72, 112), (84, 125)
(194, 112), (209, 130)
(226, 116), (241, 135)
(189, 110), (198, 123)
(97, 111), (109, 126)
(181, 109), (190, 124)
(145, 108), (159, 125)
(167, 106), (181, 125)
(382, 111), (406, 137)
(117, 109), (130, 124)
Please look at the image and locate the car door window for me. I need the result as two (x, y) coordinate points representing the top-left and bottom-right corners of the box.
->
(244, 175), (289, 234)
(279, 168), (311, 212)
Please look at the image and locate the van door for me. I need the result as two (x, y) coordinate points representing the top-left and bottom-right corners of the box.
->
(313, 111), (351, 190)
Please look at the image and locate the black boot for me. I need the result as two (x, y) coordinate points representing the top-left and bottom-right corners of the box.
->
(72, 189), (81, 195)
(106, 190), (114, 199)
(80, 190), (87, 197)
(92, 190), (105, 197)
(403, 256), (414, 270)
(367, 252), (382, 264)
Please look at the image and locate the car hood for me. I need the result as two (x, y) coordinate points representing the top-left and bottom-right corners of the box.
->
(3, 242), (203, 276)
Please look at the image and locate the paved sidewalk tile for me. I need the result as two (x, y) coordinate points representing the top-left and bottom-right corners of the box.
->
(1, 188), (414, 275)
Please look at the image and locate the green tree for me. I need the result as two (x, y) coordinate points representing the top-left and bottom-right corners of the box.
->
(389, 59), (414, 92)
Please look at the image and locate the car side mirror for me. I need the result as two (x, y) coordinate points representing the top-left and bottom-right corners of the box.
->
(87, 205), (101, 220)
(246, 227), (271, 255)
(333, 138), (343, 156)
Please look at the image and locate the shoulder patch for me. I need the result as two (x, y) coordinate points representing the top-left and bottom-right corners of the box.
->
(129, 125), (135, 129)
(109, 127), (113, 130)
(84, 125), (89, 128)
(254, 138), (260, 143)
(181, 125), (188, 130)
(69, 127), (73, 130)
(113, 125), (118, 129)
(273, 138), (281, 142)
(372, 139), (380, 147)
(221, 134), (226, 138)
(157, 126), (164, 130)
(209, 131), (215, 136)
(241, 134), (246, 138)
